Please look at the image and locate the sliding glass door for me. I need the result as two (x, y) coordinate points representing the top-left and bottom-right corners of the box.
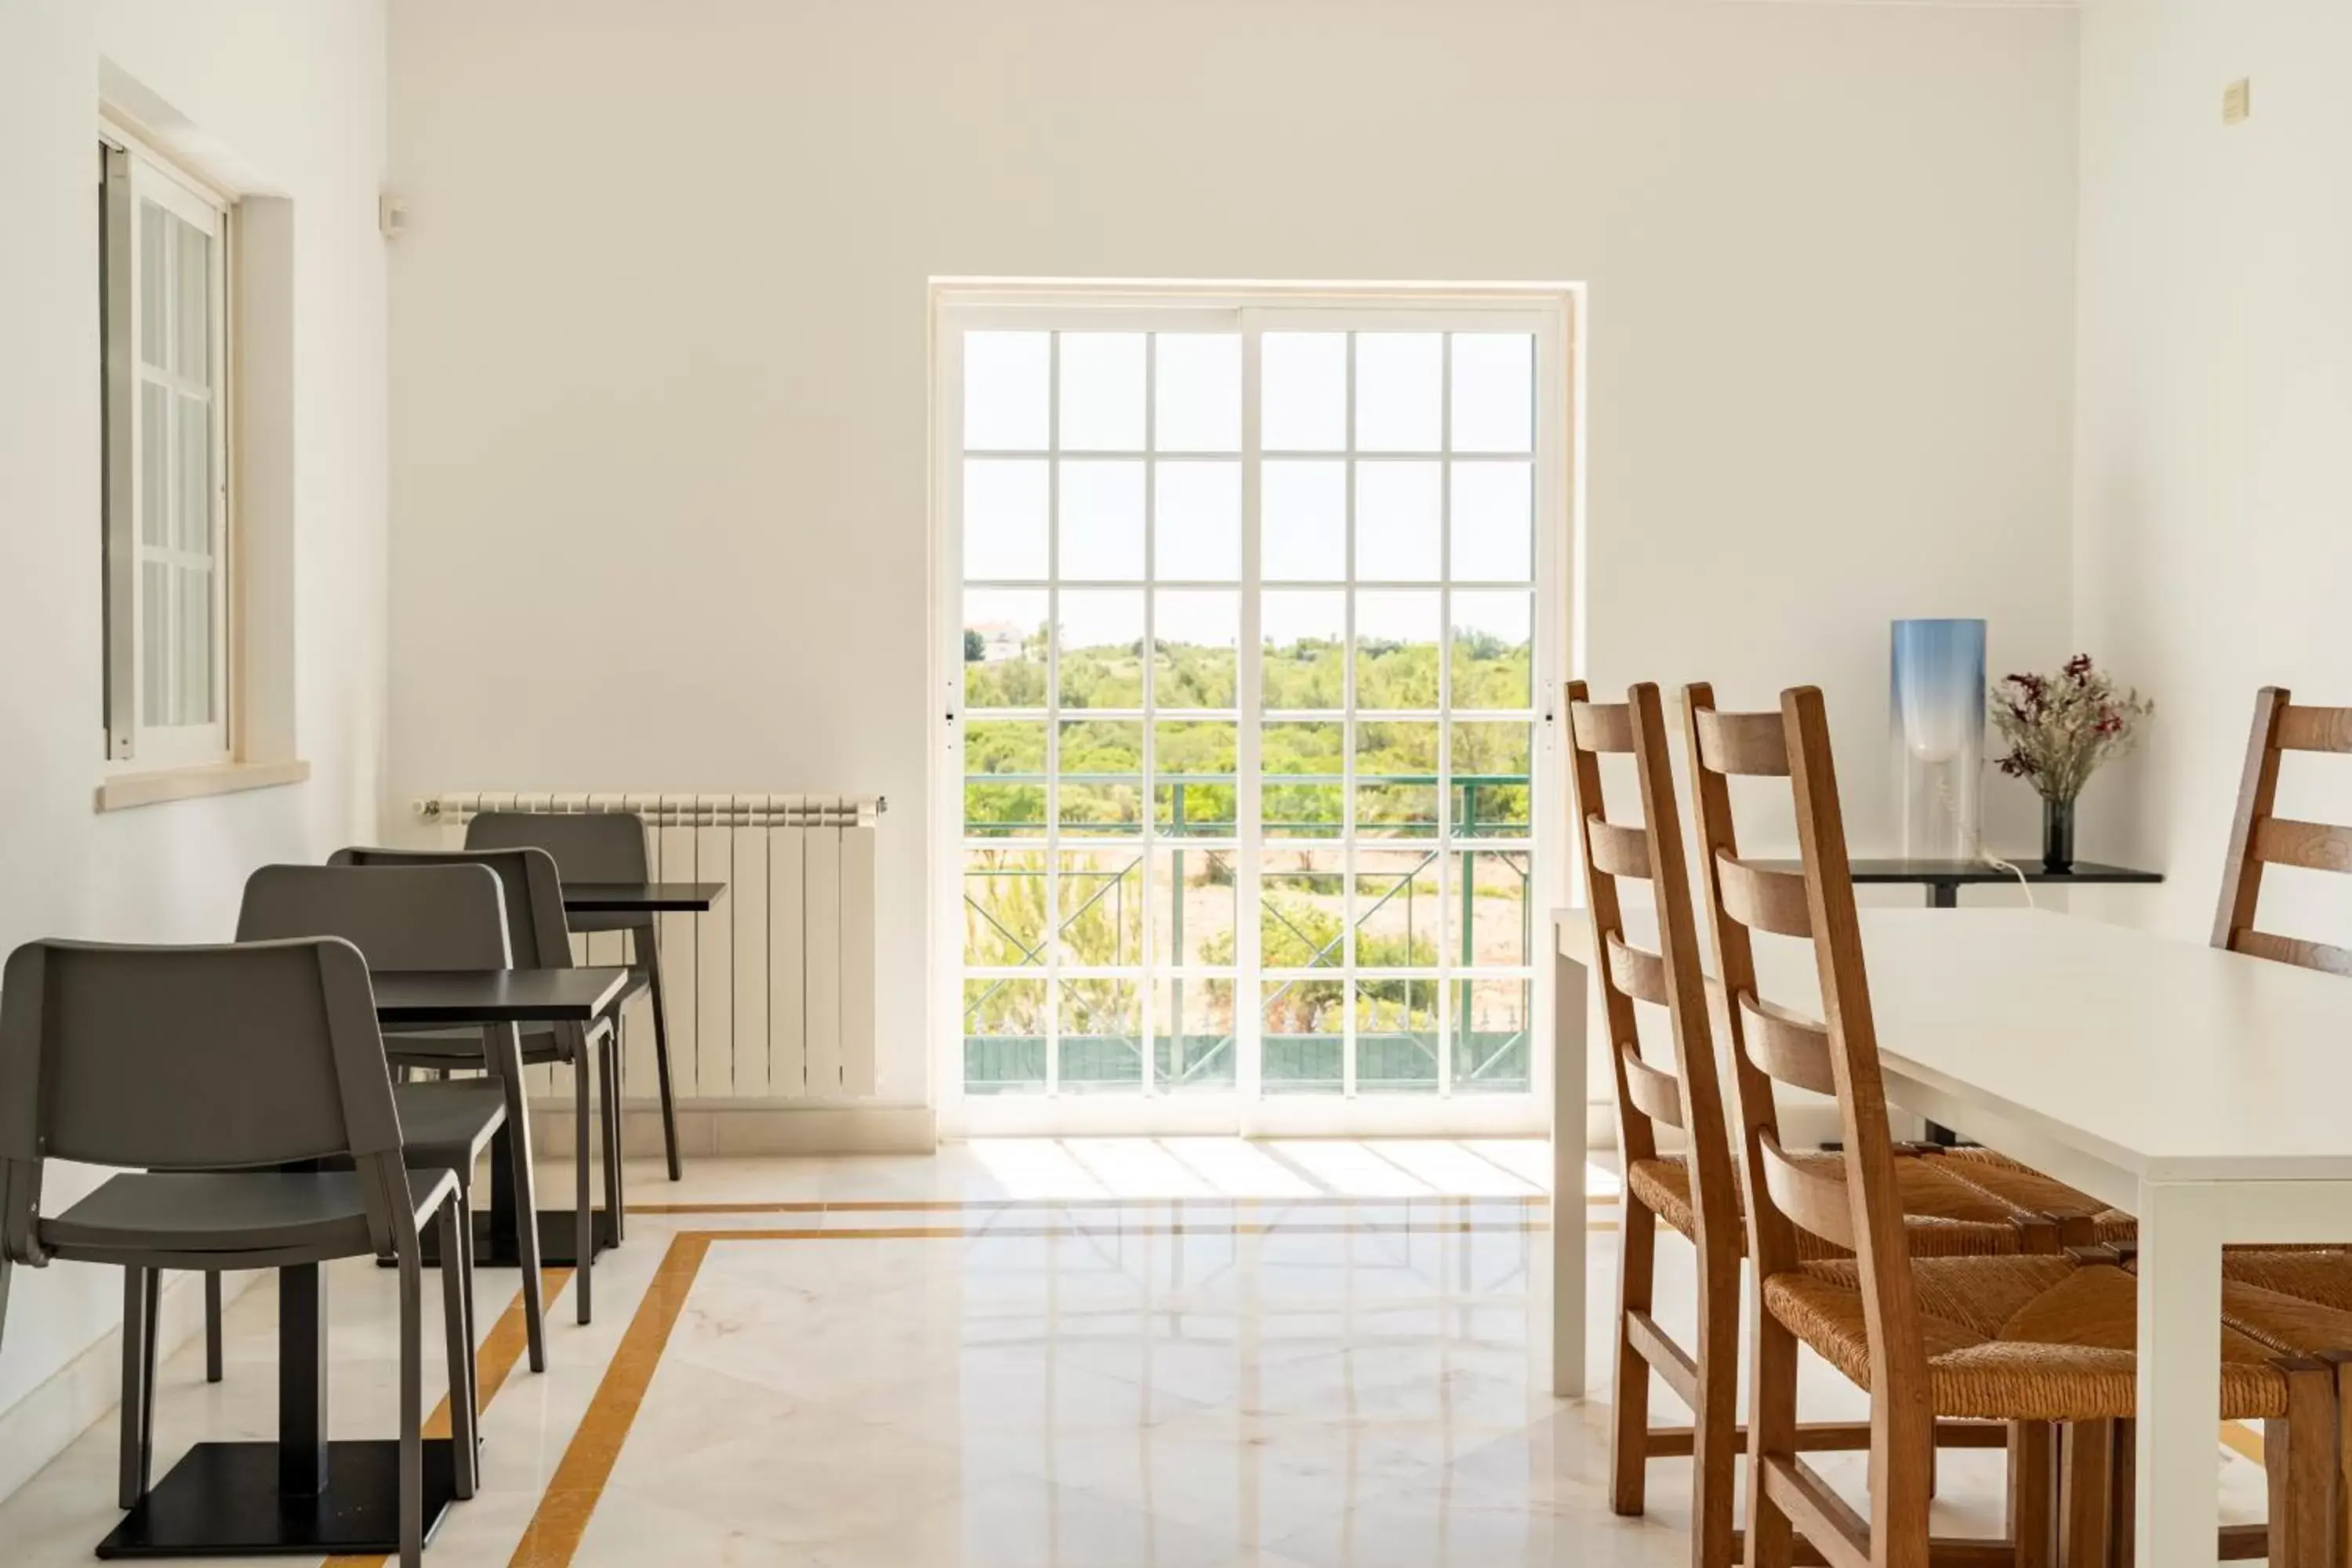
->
(936, 292), (1566, 1134)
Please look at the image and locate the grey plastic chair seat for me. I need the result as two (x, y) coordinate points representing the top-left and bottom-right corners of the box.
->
(389, 1083), (506, 1169)
(46, 1167), (460, 1262)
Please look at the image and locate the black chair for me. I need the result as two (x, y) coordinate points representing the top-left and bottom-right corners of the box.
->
(235, 861), (547, 1372)
(0, 936), (472, 1568)
(334, 844), (619, 1323)
(466, 810), (681, 1180)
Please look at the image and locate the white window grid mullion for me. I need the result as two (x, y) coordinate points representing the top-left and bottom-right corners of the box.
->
(1341, 329), (1358, 1101)
(1139, 331), (1158, 1099)
(1044, 332), (1062, 1099)
(1438, 332), (1455, 1100)
(1236, 318), (1265, 1106)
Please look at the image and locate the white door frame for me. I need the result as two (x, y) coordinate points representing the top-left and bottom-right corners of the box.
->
(927, 281), (1582, 1138)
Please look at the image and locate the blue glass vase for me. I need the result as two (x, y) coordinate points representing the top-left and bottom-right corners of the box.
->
(1889, 619), (1987, 862)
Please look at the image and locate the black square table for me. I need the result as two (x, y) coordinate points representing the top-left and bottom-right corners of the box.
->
(376, 967), (638, 1269)
(97, 964), (636, 1559)
(560, 880), (724, 916)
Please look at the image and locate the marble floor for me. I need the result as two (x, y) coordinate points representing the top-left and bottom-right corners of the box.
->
(0, 1139), (2264, 1566)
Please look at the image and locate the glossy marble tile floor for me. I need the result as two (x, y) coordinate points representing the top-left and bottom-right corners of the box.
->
(0, 1139), (2265, 1566)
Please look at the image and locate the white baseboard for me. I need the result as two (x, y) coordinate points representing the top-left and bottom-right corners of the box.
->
(0, 1269), (256, 1504)
(527, 1101), (938, 1158)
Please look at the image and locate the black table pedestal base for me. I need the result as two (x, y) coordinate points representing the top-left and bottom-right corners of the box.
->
(419, 1207), (620, 1269)
(96, 1439), (458, 1558)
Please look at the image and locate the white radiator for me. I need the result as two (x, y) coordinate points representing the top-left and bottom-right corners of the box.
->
(412, 793), (883, 1102)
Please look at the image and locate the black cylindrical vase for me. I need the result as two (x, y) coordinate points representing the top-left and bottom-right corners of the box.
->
(2042, 797), (2077, 874)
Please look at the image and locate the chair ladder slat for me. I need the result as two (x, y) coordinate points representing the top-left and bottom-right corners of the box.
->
(2276, 706), (2352, 753)
(1738, 990), (1838, 1097)
(1586, 818), (1653, 880)
(1717, 854), (1813, 938)
(2233, 928), (2352, 977)
(1756, 1131), (1854, 1251)
(1570, 701), (1636, 754)
(1693, 708), (1791, 778)
(1605, 933), (1671, 1007)
(2252, 818), (2352, 875)
(1620, 1043), (1686, 1131)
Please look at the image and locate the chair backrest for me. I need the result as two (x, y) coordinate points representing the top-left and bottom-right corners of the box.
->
(1566, 681), (1737, 1253)
(0, 938), (409, 1261)
(2213, 687), (2352, 974)
(329, 845), (571, 971)
(238, 863), (512, 971)
(1683, 683), (1929, 1491)
(465, 811), (648, 884)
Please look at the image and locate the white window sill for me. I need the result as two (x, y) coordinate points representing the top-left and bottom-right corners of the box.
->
(95, 758), (311, 813)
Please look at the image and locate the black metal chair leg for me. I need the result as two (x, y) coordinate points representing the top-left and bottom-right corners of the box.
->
(574, 1044), (593, 1325)
(203, 1270), (223, 1382)
(118, 1267), (158, 1508)
(641, 927), (683, 1181)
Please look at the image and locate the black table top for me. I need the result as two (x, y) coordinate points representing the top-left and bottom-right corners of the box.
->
(1753, 858), (2164, 887)
(561, 880), (725, 913)
(371, 966), (635, 1025)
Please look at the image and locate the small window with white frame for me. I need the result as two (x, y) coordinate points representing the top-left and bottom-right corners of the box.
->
(100, 132), (232, 766)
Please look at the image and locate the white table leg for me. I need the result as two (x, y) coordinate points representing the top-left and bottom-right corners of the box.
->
(1552, 942), (1588, 1398)
(2133, 1180), (2226, 1567)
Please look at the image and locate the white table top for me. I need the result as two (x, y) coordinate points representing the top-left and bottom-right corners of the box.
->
(1554, 905), (2352, 1186)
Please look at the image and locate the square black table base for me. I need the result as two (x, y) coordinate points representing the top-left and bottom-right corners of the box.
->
(419, 1207), (620, 1269)
(96, 1439), (457, 1558)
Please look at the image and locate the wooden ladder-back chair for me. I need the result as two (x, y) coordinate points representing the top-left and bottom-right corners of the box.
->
(1572, 681), (2038, 1568)
(1704, 684), (2336, 1568)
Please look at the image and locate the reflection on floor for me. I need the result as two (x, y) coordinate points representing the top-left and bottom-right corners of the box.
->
(0, 1139), (2261, 1566)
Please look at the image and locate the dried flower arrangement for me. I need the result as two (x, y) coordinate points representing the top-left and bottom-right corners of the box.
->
(1991, 655), (2153, 805)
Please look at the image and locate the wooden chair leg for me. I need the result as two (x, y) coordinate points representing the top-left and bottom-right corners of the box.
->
(1745, 1303), (1802, 1568)
(2057, 1420), (2113, 1568)
(1610, 1198), (1658, 1518)
(2270, 1359), (2336, 1568)
(2008, 1421), (2056, 1568)
(1691, 1221), (1743, 1568)
(2108, 1419), (2135, 1568)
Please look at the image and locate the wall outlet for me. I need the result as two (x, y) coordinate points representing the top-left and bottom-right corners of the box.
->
(2223, 78), (2251, 125)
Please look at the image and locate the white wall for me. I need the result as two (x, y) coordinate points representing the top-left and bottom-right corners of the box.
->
(0, 0), (387, 1487)
(385, 0), (2080, 1109)
(2074, 0), (2352, 942)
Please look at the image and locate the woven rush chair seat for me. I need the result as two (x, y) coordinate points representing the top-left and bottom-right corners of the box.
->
(2111, 1247), (2352, 1358)
(1627, 1150), (2049, 1260)
(1762, 1254), (2293, 1423)
(1933, 1146), (2139, 1243)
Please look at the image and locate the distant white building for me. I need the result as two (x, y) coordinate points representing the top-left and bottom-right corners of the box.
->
(969, 621), (1024, 662)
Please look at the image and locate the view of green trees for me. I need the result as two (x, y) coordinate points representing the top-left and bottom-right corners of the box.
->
(964, 621), (1534, 837)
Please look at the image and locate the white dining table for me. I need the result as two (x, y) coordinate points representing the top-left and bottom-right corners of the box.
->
(1551, 902), (2352, 1568)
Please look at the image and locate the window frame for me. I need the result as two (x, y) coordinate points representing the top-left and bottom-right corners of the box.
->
(101, 128), (234, 768)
